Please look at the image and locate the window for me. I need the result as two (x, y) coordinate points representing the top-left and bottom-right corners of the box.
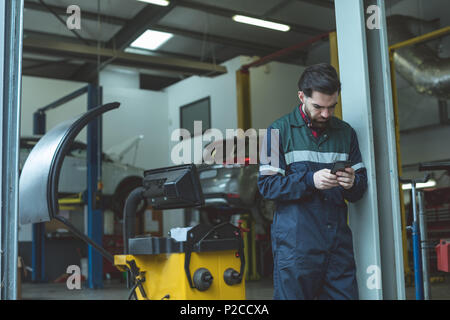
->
(179, 97), (211, 138)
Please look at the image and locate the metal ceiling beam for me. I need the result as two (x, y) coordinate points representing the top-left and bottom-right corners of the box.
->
(23, 29), (99, 46)
(106, 1), (178, 50)
(263, 0), (296, 17)
(21, 57), (186, 84)
(151, 24), (294, 56)
(23, 29), (220, 63)
(177, 0), (326, 35)
(24, 0), (127, 26)
(23, 37), (226, 76)
(72, 2), (178, 82)
(36, 0), (90, 45)
(296, 0), (335, 9)
(24, 1), (307, 61)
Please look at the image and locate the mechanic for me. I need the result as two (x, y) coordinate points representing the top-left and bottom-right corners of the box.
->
(257, 63), (368, 300)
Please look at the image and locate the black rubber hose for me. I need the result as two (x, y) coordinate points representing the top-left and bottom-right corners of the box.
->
(123, 186), (145, 254)
(55, 215), (114, 263)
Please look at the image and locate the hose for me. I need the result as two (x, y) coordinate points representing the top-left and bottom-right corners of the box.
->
(122, 186), (145, 254)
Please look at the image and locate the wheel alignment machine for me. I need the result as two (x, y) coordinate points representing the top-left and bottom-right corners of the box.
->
(19, 103), (246, 300)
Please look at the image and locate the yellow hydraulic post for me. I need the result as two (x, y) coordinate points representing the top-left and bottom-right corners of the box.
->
(239, 216), (250, 281)
(249, 218), (260, 281)
(329, 31), (343, 120)
(236, 68), (251, 131)
(388, 25), (450, 285)
(239, 215), (260, 281)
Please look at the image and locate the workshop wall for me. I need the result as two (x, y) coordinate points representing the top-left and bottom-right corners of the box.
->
(21, 76), (87, 138)
(165, 55), (242, 165)
(99, 66), (140, 90)
(248, 59), (305, 130)
(101, 84), (169, 171)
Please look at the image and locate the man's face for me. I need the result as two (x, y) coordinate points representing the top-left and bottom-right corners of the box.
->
(298, 91), (338, 128)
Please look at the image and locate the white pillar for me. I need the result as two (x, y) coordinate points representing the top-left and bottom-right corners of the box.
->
(335, 0), (405, 300)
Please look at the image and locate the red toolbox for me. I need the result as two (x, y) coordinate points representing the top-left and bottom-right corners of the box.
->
(435, 239), (450, 273)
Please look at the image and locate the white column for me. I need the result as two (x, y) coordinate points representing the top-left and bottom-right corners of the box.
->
(335, 0), (405, 300)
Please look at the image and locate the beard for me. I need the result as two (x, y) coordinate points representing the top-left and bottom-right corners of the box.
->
(312, 119), (329, 128)
(302, 103), (330, 128)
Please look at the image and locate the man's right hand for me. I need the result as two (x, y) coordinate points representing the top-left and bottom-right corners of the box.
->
(313, 169), (339, 190)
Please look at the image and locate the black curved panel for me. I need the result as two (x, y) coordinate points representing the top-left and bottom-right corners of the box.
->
(19, 102), (120, 225)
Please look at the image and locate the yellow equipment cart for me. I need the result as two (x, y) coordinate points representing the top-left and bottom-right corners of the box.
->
(115, 223), (246, 300)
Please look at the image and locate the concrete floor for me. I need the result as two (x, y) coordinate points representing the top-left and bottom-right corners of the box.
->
(20, 277), (450, 300)
(20, 278), (273, 300)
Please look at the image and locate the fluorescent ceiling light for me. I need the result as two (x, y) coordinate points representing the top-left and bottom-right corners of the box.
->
(402, 180), (436, 190)
(232, 15), (290, 32)
(130, 30), (173, 51)
(137, 0), (169, 6)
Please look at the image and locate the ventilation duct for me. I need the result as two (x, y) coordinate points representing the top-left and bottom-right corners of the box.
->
(387, 15), (450, 99)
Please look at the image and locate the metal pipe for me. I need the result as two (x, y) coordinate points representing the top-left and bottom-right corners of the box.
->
(417, 191), (431, 300)
(241, 31), (330, 70)
(1, 0), (24, 300)
(38, 85), (89, 112)
(411, 183), (424, 300)
(387, 16), (450, 99)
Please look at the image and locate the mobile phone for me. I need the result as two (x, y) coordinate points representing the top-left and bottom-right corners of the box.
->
(330, 161), (351, 174)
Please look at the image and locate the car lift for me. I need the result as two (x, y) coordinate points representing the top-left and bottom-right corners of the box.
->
(19, 103), (246, 299)
(30, 84), (104, 288)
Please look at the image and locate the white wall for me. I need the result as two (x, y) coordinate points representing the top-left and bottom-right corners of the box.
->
(99, 66), (140, 90)
(166, 56), (243, 165)
(250, 60), (305, 130)
(21, 76), (87, 138)
(21, 72), (169, 170)
(100, 71), (169, 170)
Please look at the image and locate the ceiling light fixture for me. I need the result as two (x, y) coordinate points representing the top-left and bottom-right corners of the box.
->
(232, 15), (290, 32)
(130, 30), (173, 51)
(137, 0), (170, 6)
(402, 180), (437, 190)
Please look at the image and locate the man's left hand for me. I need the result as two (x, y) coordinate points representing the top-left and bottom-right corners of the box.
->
(336, 167), (355, 189)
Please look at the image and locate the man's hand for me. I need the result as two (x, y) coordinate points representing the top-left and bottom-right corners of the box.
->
(313, 169), (339, 190)
(336, 167), (355, 189)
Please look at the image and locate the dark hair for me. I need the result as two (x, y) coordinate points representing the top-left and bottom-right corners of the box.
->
(298, 63), (341, 97)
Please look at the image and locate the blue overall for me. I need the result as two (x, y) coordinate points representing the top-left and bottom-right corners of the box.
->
(258, 105), (368, 300)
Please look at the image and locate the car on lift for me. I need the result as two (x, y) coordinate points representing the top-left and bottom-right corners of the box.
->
(196, 136), (275, 228)
(19, 136), (144, 215)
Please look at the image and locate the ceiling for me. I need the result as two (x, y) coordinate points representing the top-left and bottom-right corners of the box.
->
(21, 0), (444, 91)
(22, 0), (337, 90)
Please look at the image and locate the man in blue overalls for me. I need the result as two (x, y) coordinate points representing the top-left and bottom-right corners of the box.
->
(258, 63), (367, 300)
